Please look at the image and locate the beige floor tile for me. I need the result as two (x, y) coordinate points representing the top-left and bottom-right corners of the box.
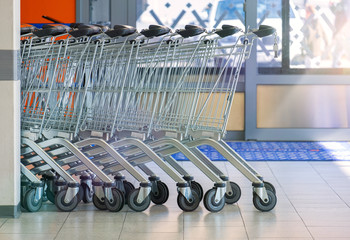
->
(61, 222), (124, 232)
(125, 210), (183, 222)
(0, 221), (63, 234)
(7, 212), (69, 223)
(55, 230), (120, 240)
(308, 226), (350, 238)
(245, 222), (312, 238)
(184, 226), (248, 240)
(241, 210), (303, 222)
(0, 233), (56, 240)
(119, 232), (183, 240)
(122, 221), (183, 233)
(65, 210), (126, 223)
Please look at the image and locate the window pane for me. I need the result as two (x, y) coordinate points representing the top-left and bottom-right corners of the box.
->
(291, 0), (350, 68)
(136, 0), (246, 30)
(257, 0), (282, 68)
(89, 0), (111, 26)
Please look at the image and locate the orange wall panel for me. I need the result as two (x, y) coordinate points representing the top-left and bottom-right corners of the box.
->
(21, 0), (76, 23)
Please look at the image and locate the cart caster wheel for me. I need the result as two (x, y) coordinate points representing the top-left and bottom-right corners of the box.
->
(105, 188), (125, 212)
(82, 183), (93, 203)
(46, 189), (56, 204)
(55, 190), (79, 212)
(203, 188), (225, 212)
(92, 194), (107, 210)
(123, 181), (135, 198)
(23, 188), (42, 212)
(42, 192), (48, 202)
(177, 190), (200, 212)
(263, 181), (276, 193)
(77, 185), (84, 203)
(127, 188), (151, 212)
(253, 189), (277, 212)
(190, 181), (203, 202)
(225, 181), (241, 204)
(151, 181), (169, 205)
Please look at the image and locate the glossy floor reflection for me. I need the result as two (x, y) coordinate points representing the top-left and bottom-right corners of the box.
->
(3, 161), (350, 240)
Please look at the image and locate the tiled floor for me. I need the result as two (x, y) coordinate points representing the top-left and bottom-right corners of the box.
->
(2, 161), (350, 240)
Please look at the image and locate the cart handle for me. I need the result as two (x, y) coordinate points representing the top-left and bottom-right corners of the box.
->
(69, 24), (103, 38)
(105, 25), (137, 38)
(176, 25), (205, 38)
(21, 24), (37, 35)
(252, 25), (276, 38)
(215, 25), (241, 38)
(140, 25), (171, 38)
(33, 24), (70, 37)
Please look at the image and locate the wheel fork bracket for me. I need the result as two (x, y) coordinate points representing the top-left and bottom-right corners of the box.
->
(137, 186), (151, 204)
(225, 181), (233, 196)
(214, 186), (226, 203)
(253, 187), (269, 203)
(64, 187), (79, 204)
(34, 187), (43, 203)
(178, 186), (193, 202)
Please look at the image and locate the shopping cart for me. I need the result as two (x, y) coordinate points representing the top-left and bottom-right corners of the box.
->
(20, 24), (134, 212)
(20, 23), (278, 213)
(82, 24), (278, 212)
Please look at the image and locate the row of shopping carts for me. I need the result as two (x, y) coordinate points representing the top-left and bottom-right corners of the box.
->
(20, 23), (278, 213)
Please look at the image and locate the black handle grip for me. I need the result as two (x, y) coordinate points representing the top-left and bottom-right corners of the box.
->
(140, 25), (171, 37)
(33, 24), (70, 37)
(69, 24), (102, 38)
(70, 23), (85, 28)
(21, 25), (37, 35)
(105, 24), (137, 37)
(253, 25), (276, 38)
(42, 15), (62, 23)
(176, 25), (205, 38)
(215, 25), (240, 38)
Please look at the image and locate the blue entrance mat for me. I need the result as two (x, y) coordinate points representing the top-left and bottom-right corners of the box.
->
(172, 142), (350, 161)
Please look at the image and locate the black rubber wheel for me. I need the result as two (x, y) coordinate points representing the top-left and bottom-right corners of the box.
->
(203, 188), (225, 212)
(77, 185), (84, 203)
(92, 193), (107, 210)
(23, 188), (42, 212)
(82, 183), (93, 203)
(46, 189), (56, 204)
(263, 181), (276, 193)
(253, 189), (277, 212)
(127, 188), (151, 212)
(225, 181), (241, 204)
(177, 190), (200, 212)
(151, 181), (169, 205)
(123, 181), (135, 201)
(21, 187), (29, 209)
(105, 188), (125, 212)
(190, 181), (203, 202)
(55, 189), (79, 212)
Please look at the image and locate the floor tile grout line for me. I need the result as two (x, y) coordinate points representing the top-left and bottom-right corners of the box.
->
(308, 161), (350, 208)
(266, 161), (315, 240)
(237, 204), (250, 240)
(0, 219), (8, 229)
(53, 212), (71, 240)
(117, 208), (128, 240)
